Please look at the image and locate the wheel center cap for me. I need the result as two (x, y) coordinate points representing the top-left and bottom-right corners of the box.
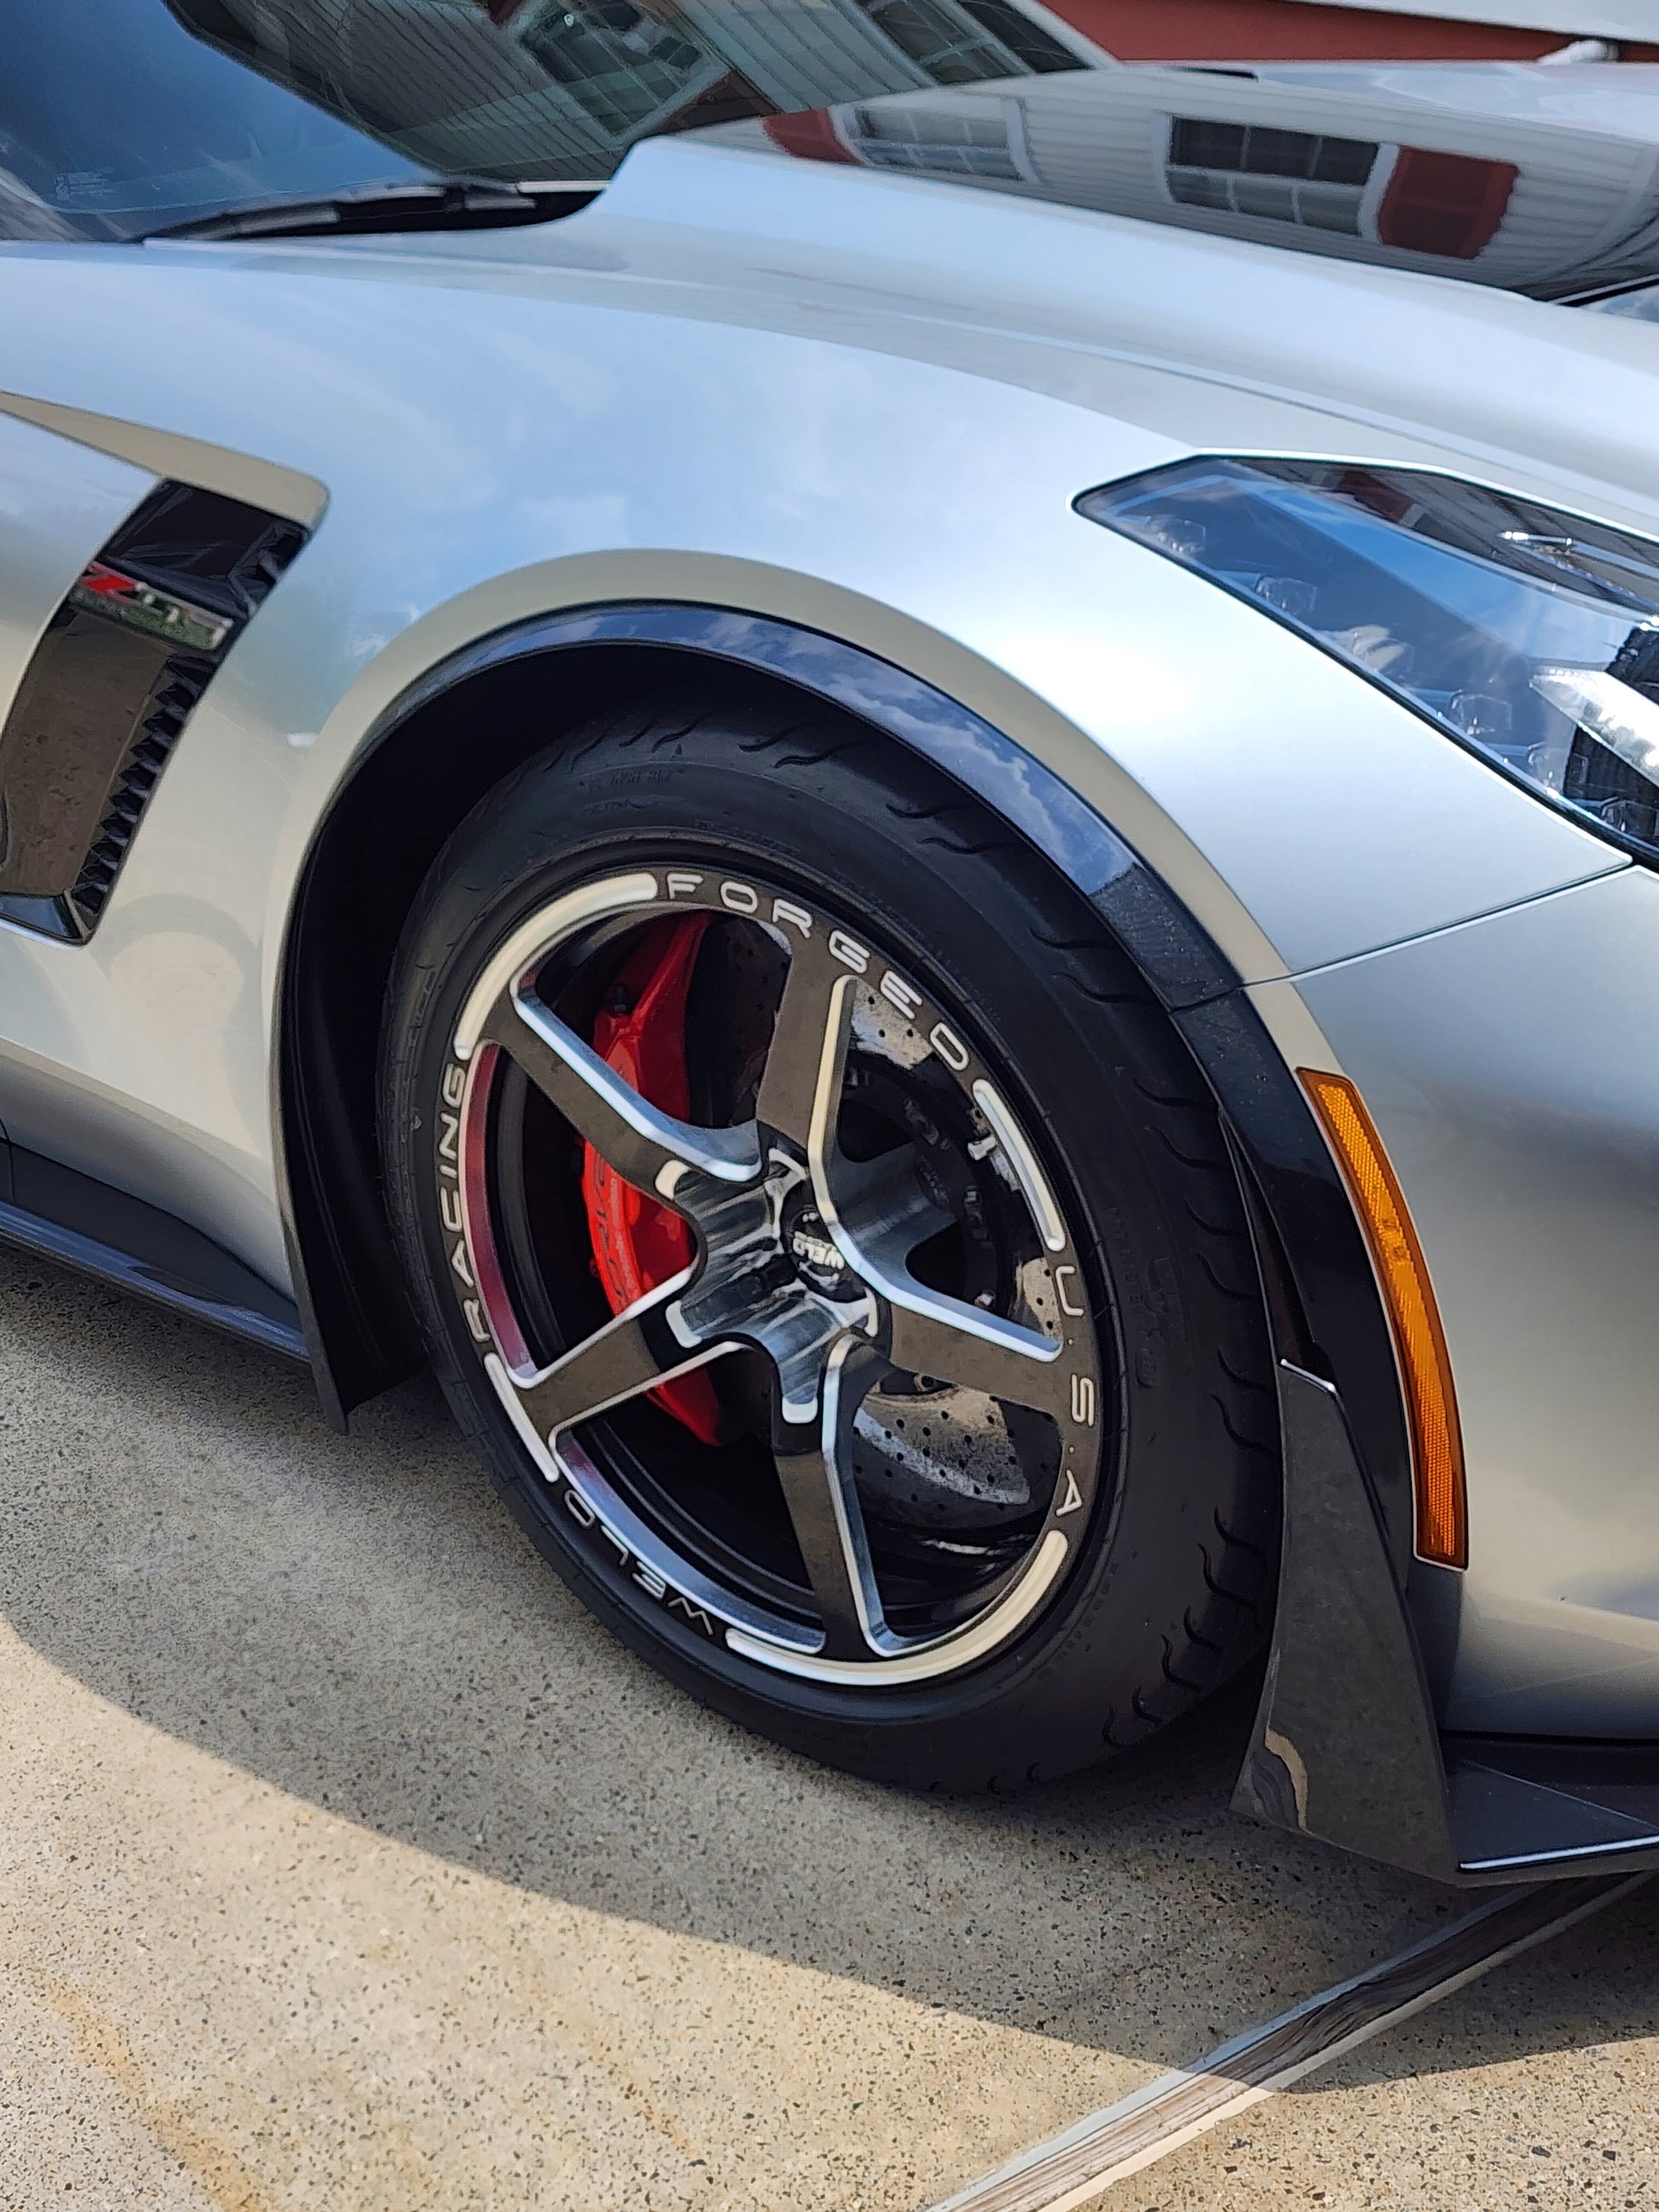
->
(782, 1190), (860, 1301)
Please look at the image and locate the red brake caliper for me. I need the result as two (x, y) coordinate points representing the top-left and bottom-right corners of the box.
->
(581, 914), (724, 1446)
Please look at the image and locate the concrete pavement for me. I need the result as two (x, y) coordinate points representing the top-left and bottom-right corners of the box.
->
(0, 1245), (1651, 2210)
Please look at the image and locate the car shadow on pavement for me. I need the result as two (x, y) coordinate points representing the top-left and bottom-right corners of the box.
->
(1, 1245), (1652, 2088)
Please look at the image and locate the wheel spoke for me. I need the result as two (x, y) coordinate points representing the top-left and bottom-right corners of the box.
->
(772, 1335), (890, 1659)
(483, 987), (760, 1197)
(510, 1271), (736, 1441)
(755, 949), (853, 1156)
(884, 1287), (1066, 1417)
(827, 1150), (1068, 1416)
(830, 1145), (951, 1256)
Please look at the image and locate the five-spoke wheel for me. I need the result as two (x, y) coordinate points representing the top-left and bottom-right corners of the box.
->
(382, 704), (1276, 1788)
(447, 864), (1101, 1684)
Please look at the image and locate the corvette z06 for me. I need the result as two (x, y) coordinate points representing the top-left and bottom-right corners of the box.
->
(8, 0), (1659, 1882)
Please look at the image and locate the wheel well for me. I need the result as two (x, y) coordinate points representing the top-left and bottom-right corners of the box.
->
(279, 617), (1357, 1472)
(278, 640), (872, 1423)
(277, 618), (1429, 1870)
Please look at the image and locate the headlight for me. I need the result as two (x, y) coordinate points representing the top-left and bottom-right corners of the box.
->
(1077, 459), (1659, 867)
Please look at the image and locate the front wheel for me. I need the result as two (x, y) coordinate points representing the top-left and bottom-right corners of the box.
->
(379, 701), (1277, 1789)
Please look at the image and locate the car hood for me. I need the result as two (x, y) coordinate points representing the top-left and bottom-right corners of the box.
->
(14, 57), (1659, 540)
(332, 68), (1659, 533)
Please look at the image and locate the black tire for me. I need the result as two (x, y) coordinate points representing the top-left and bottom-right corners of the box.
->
(379, 696), (1277, 1790)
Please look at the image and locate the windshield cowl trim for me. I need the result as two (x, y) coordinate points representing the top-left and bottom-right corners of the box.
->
(136, 176), (583, 245)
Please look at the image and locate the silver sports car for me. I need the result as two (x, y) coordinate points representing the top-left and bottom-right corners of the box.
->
(9, 3), (1659, 1886)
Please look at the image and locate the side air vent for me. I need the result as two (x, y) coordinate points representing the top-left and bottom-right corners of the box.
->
(0, 481), (307, 942)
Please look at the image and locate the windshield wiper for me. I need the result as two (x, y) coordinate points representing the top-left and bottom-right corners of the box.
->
(141, 176), (598, 244)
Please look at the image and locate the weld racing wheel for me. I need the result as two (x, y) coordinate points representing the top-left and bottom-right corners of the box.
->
(381, 702), (1276, 1788)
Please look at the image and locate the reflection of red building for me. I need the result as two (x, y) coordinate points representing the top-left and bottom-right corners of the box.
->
(1041, 1), (1659, 61)
(488, 0), (1658, 60)
(749, 52), (1659, 295)
(486, 0), (1659, 68)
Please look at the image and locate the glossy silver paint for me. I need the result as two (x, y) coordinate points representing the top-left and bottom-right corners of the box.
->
(0, 414), (152, 726)
(3, 100), (1659, 1730)
(1257, 866), (1659, 1737)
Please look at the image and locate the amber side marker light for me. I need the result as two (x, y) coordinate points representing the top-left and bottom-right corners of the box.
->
(1298, 1070), (1468, 1569)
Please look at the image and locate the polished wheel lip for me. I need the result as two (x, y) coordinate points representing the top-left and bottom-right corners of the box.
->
(726, 1528), (1072, 1684)
(440, 863), (1103, 1688)
(485, 1348), (815, 1649)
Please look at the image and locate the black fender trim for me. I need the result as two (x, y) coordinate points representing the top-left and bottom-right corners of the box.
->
(361, 602), (1159, 919)
(280, 600), (1453, 1867)
(0, 1132), (306, 1360)
(1233, 1364), (1457, 1880)
(1446, 1737), (1659, 1880)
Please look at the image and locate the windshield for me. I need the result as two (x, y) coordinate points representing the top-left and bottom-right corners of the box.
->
(0, 0), (1091, 241)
